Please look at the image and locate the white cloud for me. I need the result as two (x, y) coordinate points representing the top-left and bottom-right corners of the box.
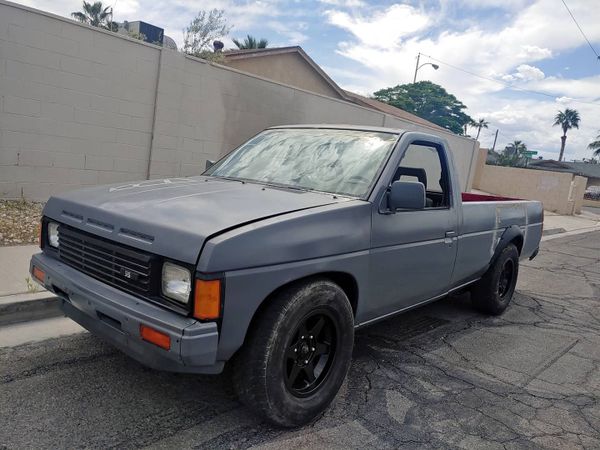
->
(500, 64), (545, 83)
(325, 0), (600, 159)
(516, 45), (553, 60)
(318, 0), (366, 7)
(325, 4), (430, 49)
(265, 20), (308, 45)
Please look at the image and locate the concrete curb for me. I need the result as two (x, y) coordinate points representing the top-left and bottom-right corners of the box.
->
(541, 225), (600, 242)
(0, 292), (61, 326)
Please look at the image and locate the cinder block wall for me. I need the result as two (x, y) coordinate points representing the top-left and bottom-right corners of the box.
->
(0, 1), (159, 200)
(0, 0), (479, 201)
(475, 164), (586, 215)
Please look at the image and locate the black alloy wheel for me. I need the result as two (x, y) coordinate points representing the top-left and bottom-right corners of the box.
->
(284, 310), (338, 397)
(498, 259), (515, 298)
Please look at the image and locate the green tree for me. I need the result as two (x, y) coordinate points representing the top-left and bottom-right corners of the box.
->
(183, 9), (231, 57)
(372, 81), (473, 135)
(499, 140), (527, 167)
(473, 118), (489, 140)
(553, 108), (580, 162)
(71, 1), (116, 31)
(588, 132), (600, 158)
(233, 35), (268, 49)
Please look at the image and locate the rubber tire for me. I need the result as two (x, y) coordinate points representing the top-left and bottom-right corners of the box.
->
(471, 243), (519, 315)
(231, 279), (354, 428)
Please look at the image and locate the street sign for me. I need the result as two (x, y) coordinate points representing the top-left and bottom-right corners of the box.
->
(522, 151), (538, 157)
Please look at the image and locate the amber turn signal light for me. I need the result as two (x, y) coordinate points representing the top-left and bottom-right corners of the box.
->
(194, 279), (221, 320)
(140, 324), (171, 350)
(32, 266), (45, 284)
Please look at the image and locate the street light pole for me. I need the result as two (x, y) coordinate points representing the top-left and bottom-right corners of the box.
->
(413, 52), (421, 83)
(413, 53), (440, 83)
(491, 129), (499, 152)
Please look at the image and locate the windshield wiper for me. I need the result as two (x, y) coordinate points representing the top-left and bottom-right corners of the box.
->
(213, 176), (317, 193)
(261, 181), (315, 192)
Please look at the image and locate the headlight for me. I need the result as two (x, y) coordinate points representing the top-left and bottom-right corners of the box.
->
(48, 222), (60, 248)
(162, 262), (191, 303)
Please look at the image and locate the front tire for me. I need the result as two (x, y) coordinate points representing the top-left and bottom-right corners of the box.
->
(232, 279), (354, 427)
(471, 243), (519, 315)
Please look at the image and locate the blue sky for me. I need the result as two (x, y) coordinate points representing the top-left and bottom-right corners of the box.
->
(22, 0), (600, 160)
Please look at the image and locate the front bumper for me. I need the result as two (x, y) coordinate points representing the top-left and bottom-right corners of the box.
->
(30, 252), (223, 374)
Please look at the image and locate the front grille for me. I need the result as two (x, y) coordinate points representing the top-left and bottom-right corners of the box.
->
(57, 224), (158, 297)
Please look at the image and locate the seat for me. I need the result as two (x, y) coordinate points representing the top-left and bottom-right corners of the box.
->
(393, 167), (427, 188)
(393, 167), (432, 207)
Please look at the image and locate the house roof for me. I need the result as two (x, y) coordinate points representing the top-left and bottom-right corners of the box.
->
(222, 46), (446, 133)
(529, 160), (600, 179)
(222, 46), (349, 100)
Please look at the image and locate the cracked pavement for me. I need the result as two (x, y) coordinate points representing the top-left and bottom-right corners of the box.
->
(1, 231), (599, 449)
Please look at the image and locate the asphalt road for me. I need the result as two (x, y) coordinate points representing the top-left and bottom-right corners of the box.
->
(1, 231), (599, 449)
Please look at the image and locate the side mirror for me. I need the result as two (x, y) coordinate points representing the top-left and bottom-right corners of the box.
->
(388, 181), (426, 211)
(205, 159), (215, 171)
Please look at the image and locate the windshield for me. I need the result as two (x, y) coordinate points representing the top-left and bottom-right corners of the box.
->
(205, 128), (398, 198)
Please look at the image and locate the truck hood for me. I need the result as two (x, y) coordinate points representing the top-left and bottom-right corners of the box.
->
(43, 177), (349, 264)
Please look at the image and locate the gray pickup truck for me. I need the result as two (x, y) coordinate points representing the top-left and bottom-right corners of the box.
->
(31, 125), (542, 427)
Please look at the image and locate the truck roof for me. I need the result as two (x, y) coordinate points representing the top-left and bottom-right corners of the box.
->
(268, 124), (407, 135)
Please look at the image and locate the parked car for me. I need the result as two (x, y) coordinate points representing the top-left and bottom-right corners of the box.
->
(584, 185), (600, 201)
(31, 125), (543, 427)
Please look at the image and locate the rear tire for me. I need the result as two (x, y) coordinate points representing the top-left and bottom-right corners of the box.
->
(471, 244), (519, 315)
(231, 279), (354, 428)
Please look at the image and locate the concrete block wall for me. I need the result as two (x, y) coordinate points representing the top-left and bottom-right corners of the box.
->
(0, 0), (479, 200)
(0, 0), (159, 200)
(474, 164), (586, 215)
(148, 50), (388, 180)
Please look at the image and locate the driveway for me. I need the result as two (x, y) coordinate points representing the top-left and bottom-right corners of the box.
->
(1, 231), (599, 449)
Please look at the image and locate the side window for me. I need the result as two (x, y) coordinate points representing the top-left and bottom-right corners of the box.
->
(395, 142), (450, 208)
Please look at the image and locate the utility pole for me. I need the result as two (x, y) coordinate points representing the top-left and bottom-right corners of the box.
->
(491, 129), (499, 152)
(413, 53), (420, 84)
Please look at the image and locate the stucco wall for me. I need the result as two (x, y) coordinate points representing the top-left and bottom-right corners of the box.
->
(0, 0), (479, 201)
(474, 164), (587, 215)
(572, 175), (587, 214)
(472, 148), (488, 189)
(223, 52), (343, 99)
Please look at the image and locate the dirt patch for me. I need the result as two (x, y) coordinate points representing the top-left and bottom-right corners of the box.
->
(0, 200), (45, 246)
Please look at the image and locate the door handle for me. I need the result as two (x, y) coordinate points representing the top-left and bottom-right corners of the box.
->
(445, 231), (456, 244)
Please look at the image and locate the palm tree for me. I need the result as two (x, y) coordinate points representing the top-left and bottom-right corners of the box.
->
(473, 118), (489, 140)
(589, 132), (600, 157)
(71, 1), (115, 31)
(500, 140), (527, 167)
(232, 35), (268, 49)
(553, 108), (580, 162)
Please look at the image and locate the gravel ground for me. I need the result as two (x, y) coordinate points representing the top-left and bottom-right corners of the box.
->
(0, 200), (44, 246)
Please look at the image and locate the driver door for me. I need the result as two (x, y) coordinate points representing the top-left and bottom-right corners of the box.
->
(366, 141), (458, 322)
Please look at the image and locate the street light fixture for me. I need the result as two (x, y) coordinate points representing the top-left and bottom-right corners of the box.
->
(413, 53), (439, 83)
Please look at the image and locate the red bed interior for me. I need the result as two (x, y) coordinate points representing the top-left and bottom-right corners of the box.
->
(461, 192), (520, 202)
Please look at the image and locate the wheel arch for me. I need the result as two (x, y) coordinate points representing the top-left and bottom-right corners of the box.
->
(494, 225), (524, 262)
(257, 271), (358, 319)
(231, 271), (359, 358)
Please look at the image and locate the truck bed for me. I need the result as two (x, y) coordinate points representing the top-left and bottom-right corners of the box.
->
(461, 192), (520, 202)
(452, 194), (543, 287)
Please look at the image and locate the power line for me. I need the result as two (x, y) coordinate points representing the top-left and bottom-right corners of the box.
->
(560, 0), (600, 60)
(419, 53), (600, 107)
